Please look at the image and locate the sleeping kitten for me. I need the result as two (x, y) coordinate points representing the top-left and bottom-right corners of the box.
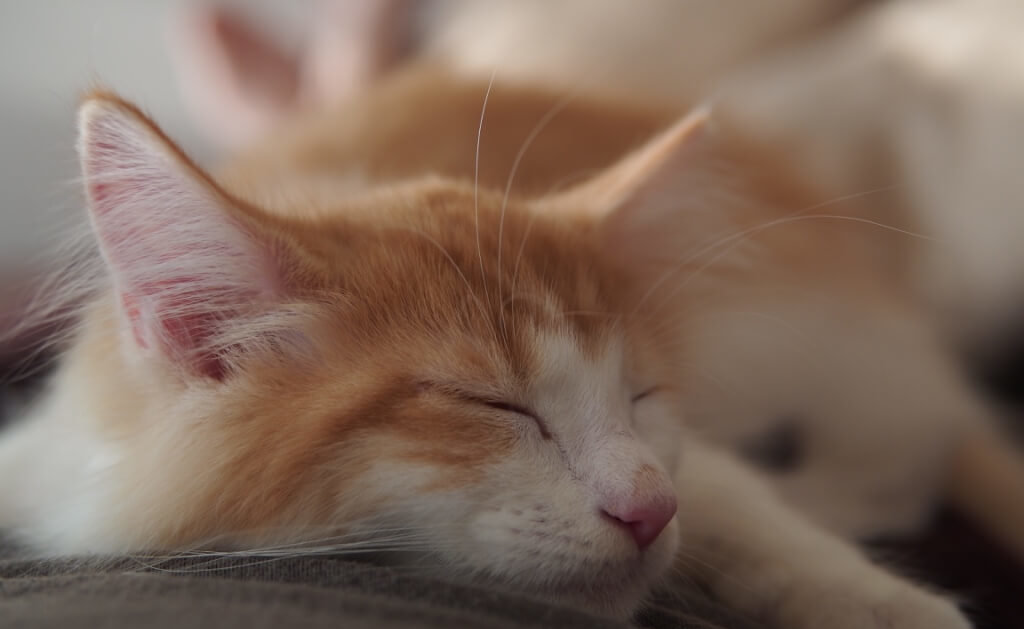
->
(0, 65), (974, 628)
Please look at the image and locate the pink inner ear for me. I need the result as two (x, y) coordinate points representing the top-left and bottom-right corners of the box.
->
(81, 100), (284, 379)
(121, 280), (241, 381)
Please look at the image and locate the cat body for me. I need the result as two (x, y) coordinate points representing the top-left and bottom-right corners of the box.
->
(0, 66), (975, 628)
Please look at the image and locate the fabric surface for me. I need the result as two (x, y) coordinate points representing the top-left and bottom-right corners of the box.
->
(0, 543), (762, 629)
(0, 554), (622, 629)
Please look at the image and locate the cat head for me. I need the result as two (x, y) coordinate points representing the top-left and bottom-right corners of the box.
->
(59, 93), (742, 616)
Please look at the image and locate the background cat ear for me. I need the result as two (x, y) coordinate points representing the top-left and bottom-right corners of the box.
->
(167, 1), (413, 148)
(167, 5), (301, 148)
(301, 0), (414, 105)
(78, 92), (286, 379)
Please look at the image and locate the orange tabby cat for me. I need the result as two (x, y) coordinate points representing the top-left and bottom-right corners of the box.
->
(0, 66), (970, 628)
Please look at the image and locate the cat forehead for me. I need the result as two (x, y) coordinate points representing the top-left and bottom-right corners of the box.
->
(290, 182), (618, 329)
(260, 182), (628, 384)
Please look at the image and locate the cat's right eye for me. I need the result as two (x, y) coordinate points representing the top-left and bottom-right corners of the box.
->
(631, 387), (660, 404)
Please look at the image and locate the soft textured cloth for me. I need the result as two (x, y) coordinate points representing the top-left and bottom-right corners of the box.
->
(0, 553), (623, 629)
(0, 544), (763, 629)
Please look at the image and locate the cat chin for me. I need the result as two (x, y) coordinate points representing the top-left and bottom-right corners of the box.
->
(517, 558), (669, 620)
(487, 522), (679, 619)
(362, 520), (678, 619)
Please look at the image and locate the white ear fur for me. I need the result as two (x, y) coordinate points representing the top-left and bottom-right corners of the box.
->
(78, 95), (284, 378)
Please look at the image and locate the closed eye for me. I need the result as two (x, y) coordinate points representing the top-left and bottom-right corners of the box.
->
(479, 399), (553, 440)
(482, 399), (532, 416)
(418, 380), (554, 440)
(631, 386), (660, 404)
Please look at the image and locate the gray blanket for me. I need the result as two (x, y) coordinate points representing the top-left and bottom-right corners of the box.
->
(0, 543), (762, 629)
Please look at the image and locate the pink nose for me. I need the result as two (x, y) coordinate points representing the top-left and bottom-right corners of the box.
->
(601, 495), (678, 550)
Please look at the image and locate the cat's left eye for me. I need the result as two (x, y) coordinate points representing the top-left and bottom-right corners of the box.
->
(480, 400), (552, 439)
(482, 400), (532, 417)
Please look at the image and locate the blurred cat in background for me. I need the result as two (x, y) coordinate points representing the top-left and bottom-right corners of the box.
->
(168, 0), (1024, 559)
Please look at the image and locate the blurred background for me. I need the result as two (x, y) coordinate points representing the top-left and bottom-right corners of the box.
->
(4, 0), (1024, 357)
(0, 1), (311, 319)
(2, 2), (197, 267)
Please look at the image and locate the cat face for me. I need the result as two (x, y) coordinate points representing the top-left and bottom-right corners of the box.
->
(210, 185), (682, 615)
(58, 94), (703, 616)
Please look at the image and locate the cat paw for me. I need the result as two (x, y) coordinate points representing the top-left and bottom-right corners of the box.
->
(778, 581), (971, 629)
(867, 587), (971, 629)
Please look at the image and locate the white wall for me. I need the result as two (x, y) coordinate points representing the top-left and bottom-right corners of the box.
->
(0, 1), (306, 275)
(1, 2), (188, 266)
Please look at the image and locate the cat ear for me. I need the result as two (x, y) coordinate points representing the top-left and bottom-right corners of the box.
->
(301, 0), (414, 105)
(167, 1), (413, 148)
(555, 107), (739, 273)
(78, 93), (285, 379)
(167, 5), (301, 148)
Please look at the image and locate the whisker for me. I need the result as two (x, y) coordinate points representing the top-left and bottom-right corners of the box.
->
(474, 69), (498, 308)
(391, 225), (490, 324)
(634, 205), (935, 322)
(558, 310), (620, 320)
(796, 184), (900, 214)
(671, 545), (759, 597)
(629, 184), (907, 322)
(497, 93), (576, 340)
(798, 213), (935, 241)
(127, 548), (424, 575)
(126, 536), (451, 575)
(130, 518), (457, 562)
(214, 532), (436, 556)
(509, 207), (545, 336)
